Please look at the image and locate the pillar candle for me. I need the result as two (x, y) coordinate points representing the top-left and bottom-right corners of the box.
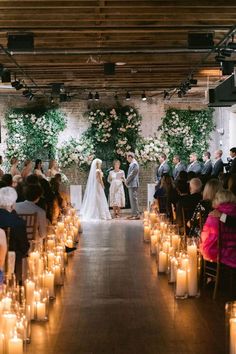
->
(150, 212), (157, 226)
(25, 280), (35, 304)
(35, 302), (46, 321)
(47, 239), (55, 251)
(169, 257), (177, 283)
(187, 244), (198, 296)
(66, 237), (74, 248)
(150, 235), (157, 255)
(34, 291), (41, 302)
(144, 226), (151, 242)
(53, 265), (62, 285)
(57, 222), (64, 233)
(47, 252), (55, 269)
(230, 318), (236, 354)
(172, 235), (180, 251)
(0, 333), (3, 353)
(158, 251), (168, 273)
(2, 313), (17, 337)
(162, 241), (170, 254)
(2, 296), (12, 311)
(144, 211), (149, 220)
(176, 269), (187, 297)
(8, 335), (23, 354)
(43, 271), (55, 298)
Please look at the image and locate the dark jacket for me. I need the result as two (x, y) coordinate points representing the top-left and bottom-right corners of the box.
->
(0, 209), (29, 258)
(212, 158), (224, 177)
(229, 158), (236, 174)
(201, 160), (213, 176)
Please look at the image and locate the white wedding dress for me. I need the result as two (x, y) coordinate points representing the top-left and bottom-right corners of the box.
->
(80, 159), (111, 221)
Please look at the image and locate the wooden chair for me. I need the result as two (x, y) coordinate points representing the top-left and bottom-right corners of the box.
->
(18, 213), (38, 241)
(203, 221), (236, 300)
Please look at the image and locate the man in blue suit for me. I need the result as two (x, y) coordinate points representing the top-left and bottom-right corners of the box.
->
(157, 153), (170, 181)
(211, 149), (224, 178)
(126, 152), (140, 220)
(187, 153), (202, 174)
(201, 151), (212, 177)
(172, 155), (186, 180)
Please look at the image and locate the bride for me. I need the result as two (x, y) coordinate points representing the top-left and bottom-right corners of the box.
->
(80, 158), (111, 221)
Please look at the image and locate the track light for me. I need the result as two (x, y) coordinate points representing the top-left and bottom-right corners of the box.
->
(141, 91), (147, 101)
(88, 92), (93, 100)
(190, 78), (198, 85)
(228, 42), (236, 50)
(220, 48), (232, 57)
(94, 92), (99, 101)
(177, 90), (183, 98)
(126, 91), (131, 100)
(60, 92), (71, 102)
(1, 69), (11, 83)
(163, 90), (170, 99)
(11, 80), (23, 90)
(23, 89), (34, 100)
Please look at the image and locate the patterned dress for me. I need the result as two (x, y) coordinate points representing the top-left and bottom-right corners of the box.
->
(108, 170), (126, 208)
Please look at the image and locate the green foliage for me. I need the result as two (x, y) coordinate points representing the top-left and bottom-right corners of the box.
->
(159, 108), (215, 163)
(5, 108), (66, 161)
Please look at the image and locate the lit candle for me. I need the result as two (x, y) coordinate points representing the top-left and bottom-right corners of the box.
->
(43, 271), (55, 298)
(2, 313), (17, 338)
(158, 251), (168, 273)
(169, 257), (178, 283)
(144, 210), (149, 220)
(2, 296), (12, 311)
(172, 235), (180, 251)
(47, 252), (55, 269)
(150, 235), (157, 255)
(230, 318), (236, 354)
(8, 334), (23, 354)
(187, 243), (198, 297)
(53, 265), (62, 285)
(25, 280), (35, 304)
(150, 212), (157, 226)
(162, 241), (170, 254)
(176, 269), (187, 298)
(35, 302), (46, 321)
(144, 226), (151, 242)
(34, 291), (41, 302)
(47, 239), (55, 251)
(66, 237), (73, 248)
(0, 333), (4, 352)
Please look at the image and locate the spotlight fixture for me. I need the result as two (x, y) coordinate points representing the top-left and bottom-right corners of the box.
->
(163, 90), (170, 99)
(125, 91), (131, 100)
(60, 92), (71, 102)
(23, 89), (34, 100)
(228, 42), (236, 50)
(11, 79), (23, 90)
(1, 69), (11, 83)
(220, 48), (232, 57)
(141, 91), (147, 101)
(177, 90), (183, 98)
(190, 78), (198, 85)
(88, 92), (93, 100)
(94, 92), (99, 101)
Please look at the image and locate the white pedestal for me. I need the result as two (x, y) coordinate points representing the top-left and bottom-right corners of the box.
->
(70, 185), (82, 211)
(147, 183), (156, 210)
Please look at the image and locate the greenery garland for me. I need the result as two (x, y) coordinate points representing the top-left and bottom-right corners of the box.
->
(5, 108), (66, 161)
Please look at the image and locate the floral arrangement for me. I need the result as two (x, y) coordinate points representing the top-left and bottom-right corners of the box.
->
(159, 108), (215, 163)
(5, 108), (66, 161)
(84, 105), (142, 162)
(57, 137), (95, 168)
(135, 135), (169, 164)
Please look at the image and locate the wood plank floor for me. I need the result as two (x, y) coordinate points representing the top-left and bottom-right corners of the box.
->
(26, 220), (227, 354)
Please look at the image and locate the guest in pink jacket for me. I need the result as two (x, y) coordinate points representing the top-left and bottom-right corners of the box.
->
(200, 190), (236, 267)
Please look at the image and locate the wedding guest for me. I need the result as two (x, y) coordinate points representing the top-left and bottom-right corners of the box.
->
(47, 159), (59, 178)
(34, 159), (46, 179)
(229, 147), (236, 174)
(172, 155), (186, 180)
(201, 151), (212, 177)
(211, 149), (224, 178)
(228, 174), (236, 196)
(200, 190), (236, 266)
(21, 159), (33, 179)
(0, 187), (29, 282)
(12, 175), (23, 188)
(156, 153), (170, 181)
(0, 229), (7, 283)
(187, 153), (202, 174)
(108, 160), (125, 218)
(50, 177), (67, 224)
(126, 152), (140, 220)
(154, 175), (175, 216)
(10, 157), (20, 177)
(15, 184), (47, 239)
(0, 156), (4, 177)
(189, 179), (223, 237)
(1, 174), (13, 187)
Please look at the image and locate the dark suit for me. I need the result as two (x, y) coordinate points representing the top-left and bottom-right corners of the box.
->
(157, 161), (170, 179)
(225, 215), (236, 227)
(173, 162), (186, 180)
(211, 158), (224, 177)
(201, 160), (212, 176)
(229, 158), (236, 174)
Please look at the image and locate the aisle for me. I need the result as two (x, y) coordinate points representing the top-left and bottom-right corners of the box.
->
(27, 220), (225, 354)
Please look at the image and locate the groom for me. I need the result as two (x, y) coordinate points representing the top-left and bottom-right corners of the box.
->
(126, 152), (140, 220)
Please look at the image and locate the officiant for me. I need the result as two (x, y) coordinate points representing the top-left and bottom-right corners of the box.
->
(108, 160), (126, 218)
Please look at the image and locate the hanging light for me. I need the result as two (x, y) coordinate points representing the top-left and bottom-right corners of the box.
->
(94, 92), (99, 101)
(141, 91), (147, 101)
(126, 91), (131, 100)
(88, 92), (93, 100)
(11, 80), (24, 90)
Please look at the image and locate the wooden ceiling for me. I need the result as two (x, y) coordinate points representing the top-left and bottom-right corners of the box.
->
(0, 0), (236, 99)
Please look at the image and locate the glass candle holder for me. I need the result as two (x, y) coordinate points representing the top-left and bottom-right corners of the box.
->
(158, 247), (168, 274)
(168, 256), (178, 283)
(34, 288), (49, 322)
(143, 224), (151, 243)
(175, 257), (188, 299)
(226, 301), (236, 354)
(187, 239), (200, 298)
(150, 234), (157, 256)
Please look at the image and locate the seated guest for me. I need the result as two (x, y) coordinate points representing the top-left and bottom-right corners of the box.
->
(0, 229), (7, 284)
(228, 174), (236, 196)
(200, 190), (236, 266)
(154, 175), (175, 216)
(10, 157), (21, 177)
(212, 149), (224, 178)
(0, 187), (29, 282)
(187, 171), (196, 181)
(12, 175), (23, 188)
(201, 151), (212, 177)
(21, 159), (33, 179)
(189, 179), (223, 237)
(0, 156), (4, 177)
(172, 155), (186, 180)
(1, 174), (13, 187)
(50, 177), (67, 224)
(156, 153), (170, 181)
(187, 153), (202, 174)
(176, 178), (202, 228)
(229, 147), (236, 174)
(15, 184), (47, 239)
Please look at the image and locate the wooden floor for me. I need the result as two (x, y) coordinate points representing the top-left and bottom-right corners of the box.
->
(26, 220), (228, 354)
